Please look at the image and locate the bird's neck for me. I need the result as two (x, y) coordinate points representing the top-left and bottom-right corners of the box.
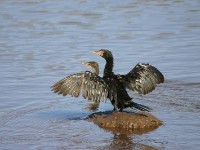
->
(104, 57), (114, 76)
(92, 67), (99, 75)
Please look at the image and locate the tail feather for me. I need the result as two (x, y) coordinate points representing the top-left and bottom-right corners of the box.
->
(125, 101), (152, 112)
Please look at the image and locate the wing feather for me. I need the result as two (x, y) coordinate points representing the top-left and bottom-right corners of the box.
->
(118, 63), (164, 95)
(51, 71), (109, 102)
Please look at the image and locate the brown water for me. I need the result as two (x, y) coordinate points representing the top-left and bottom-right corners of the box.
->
(0, 0), (200, 149)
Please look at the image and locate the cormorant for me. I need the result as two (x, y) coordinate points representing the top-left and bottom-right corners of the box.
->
(93, 49), (164, 111)
(51, 60), (152, 112)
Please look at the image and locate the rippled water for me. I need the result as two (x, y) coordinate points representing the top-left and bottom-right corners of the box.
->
(0, 0), (200, 149)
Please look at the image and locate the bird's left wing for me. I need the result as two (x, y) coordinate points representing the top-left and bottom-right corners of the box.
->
(51, 71), (109, 102)
(117, 63), (164, 95)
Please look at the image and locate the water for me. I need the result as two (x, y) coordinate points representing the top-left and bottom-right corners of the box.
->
(0, 0), (200, 149)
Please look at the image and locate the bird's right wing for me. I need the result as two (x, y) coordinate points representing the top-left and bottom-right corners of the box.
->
(51, 71), (109, 102)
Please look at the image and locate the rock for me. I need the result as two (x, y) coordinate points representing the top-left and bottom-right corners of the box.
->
(85, 111), (162, 134)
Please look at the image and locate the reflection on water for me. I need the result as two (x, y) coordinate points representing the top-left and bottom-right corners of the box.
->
(101, 133), (158, 150)
(0, 0), (200, 149)
(85, 102), (100, 112)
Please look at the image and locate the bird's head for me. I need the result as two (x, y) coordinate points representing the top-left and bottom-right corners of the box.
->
(82, 61), (99, 75)
(82, 61), (98, 69)
(92, 49), (113, 59)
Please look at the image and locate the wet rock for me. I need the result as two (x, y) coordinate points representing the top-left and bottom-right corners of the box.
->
(85, 111), (162, 134)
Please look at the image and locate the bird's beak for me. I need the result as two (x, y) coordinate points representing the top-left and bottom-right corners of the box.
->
(82, 62), (89, 67)
(92, 50), (104, 56)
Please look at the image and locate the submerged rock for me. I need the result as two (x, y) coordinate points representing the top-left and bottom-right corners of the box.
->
(85, 111), (162, 134)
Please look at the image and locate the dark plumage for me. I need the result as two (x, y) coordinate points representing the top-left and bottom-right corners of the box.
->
(93, 49), (164, 111)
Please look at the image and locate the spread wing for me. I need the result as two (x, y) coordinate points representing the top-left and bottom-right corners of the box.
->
(118, 63), (164, 95)
(51, 71), (109, 102)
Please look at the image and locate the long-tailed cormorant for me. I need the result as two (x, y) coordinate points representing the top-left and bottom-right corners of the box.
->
(92, 49), (164, 111)
(51, 60), (151, 111)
